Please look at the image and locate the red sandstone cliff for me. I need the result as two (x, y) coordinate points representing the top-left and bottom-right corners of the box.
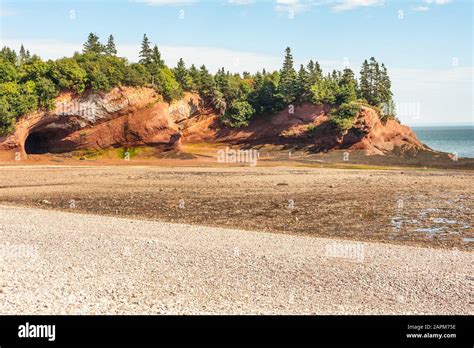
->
(0, 86), (428, 159)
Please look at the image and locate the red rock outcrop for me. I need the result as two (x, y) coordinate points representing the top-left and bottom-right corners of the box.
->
(0, 86), (427, 159)
(0, 87), (202, 159)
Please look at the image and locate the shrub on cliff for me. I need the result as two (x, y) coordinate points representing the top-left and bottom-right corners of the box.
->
(220, 100), (255, 128)
(0, 81), (39, 134)
(0, 36), (396, 135)
(49, 58), (86, 94)
(330, 102), (361, 131)
(0, 58), (17, 83)
(153, 67), (183, 102)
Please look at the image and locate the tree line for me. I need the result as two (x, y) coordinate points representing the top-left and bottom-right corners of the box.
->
(0, 32), (395, 135)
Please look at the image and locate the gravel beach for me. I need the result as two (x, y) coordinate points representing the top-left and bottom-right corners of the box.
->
(0, 205), (471, 314)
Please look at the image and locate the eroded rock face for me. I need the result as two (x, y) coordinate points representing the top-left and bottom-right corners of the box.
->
(181, 103), (427, 155)
(0, 87), (202, 158)
(0, 86), (427, 159)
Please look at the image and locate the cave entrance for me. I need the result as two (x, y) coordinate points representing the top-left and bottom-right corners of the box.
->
(24, 128), (69, 154)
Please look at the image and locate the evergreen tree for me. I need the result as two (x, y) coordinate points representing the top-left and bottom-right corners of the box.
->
(358, 57), (394, 111)
(277, 47), (298, 104)
(340, 68), (355, 87)
(296, 64), (310, 102)
(198, 65), (215, 97)
(331, 69), (340, 81)
(19, 45), (27, 64)
(378, 63), (393, 104)
(83, 33), (103, 54)
(105, 35), (117, 56)
(174, 58), (192, 91)
(337, 68), (357, 104)
(139, 34), (152, 66)
(359, 59), (370, 102)
(306, 60), (322, 88)
(0, 46), (17, 65)
(370, 57), (381, 105)
(214, 67), (228, 93)
(188, 64), (200, 91)
(150, 45), (164, 68)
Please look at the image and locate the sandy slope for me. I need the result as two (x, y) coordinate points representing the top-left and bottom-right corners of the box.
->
(0, 205), (471, 314)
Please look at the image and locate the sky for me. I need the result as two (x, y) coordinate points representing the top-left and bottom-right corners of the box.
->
(0, 0), (472, 125)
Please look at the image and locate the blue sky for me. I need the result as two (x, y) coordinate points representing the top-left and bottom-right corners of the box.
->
(0, 0), (472, 125)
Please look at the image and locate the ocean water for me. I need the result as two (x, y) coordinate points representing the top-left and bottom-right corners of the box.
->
(411, 126), (474, 158)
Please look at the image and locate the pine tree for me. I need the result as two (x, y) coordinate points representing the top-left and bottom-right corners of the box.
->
(378, 63), (393, 104)
(139, 34), (152, 66)
(296, 64), (310, 102)
(174, 58), (192, 91)
(314, 61), (322, 78)
(359, 59), (370, 102)
(214, 67), (228, 95)
(306, 60), (322, 88)
(188, 64), (200, 91)
(340, 68), (355, 87)
(150, 45), (163, 67)
(198, 65), (215, 97)
(105, 35), (117, 56)
(378, 63), (395, 118)
(278, 47), (298, 104)
(338, 68), (357, 104)
(19, 44), (27, 64)
(83, 33), (103, 54)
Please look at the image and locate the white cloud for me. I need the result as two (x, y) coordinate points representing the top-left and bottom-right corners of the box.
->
(133, 0), (196, 6)
(332, 0), (384, 12)
(274, 0), (317, 14)
(424, 0), (452, 4)
(412, 5), (430, 11)
(0, 8), (16, 17)
(228, 0), (254, 4)
(391, 66), (473, 125)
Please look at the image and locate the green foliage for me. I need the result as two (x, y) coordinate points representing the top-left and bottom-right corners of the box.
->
(83, 33), (104, 55)
(174, 58), (192, 91)
(221, 100), (255, 128)
(139, 34), (152, 66)
(248, 73), (282, 115)
(75, 53), (127, 92)
(153, 67), (182, 101)
(197, 65), (215, 97)
(0, 58), (17, 83)
(277, 47), (298, 104)
(358, 57), (393, 108)
(307, 123), (316, 133)
(105, 35), (117, 56)
(18, 56), (49, 82)
(117, 147), (138, 160)
(211, 89), (227, 116)
(0, 81), (39, 134)
(35, 77), (58, 107)
(0, 38), (395, 137)
(330, 102), (361, 131)
(124, 63), (149, 86)
(0, 46), (17, 65)
(311, 78), (339, 105)
(49, 58), (86, 93)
